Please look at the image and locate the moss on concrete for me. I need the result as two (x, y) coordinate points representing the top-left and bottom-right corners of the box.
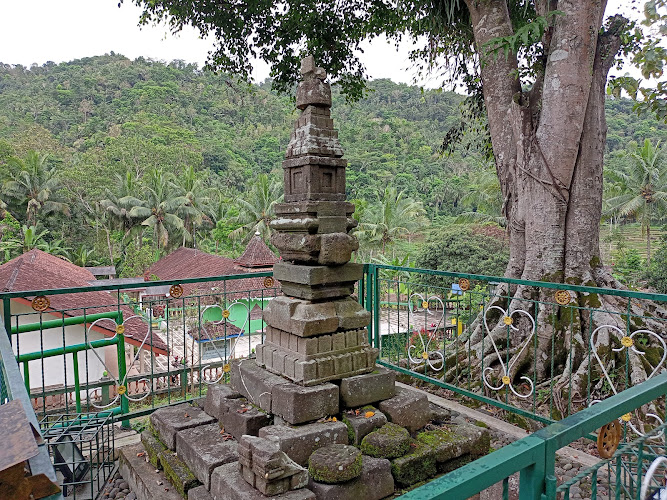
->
(141, 430), (167, 469)
(341, 414), (356, 445)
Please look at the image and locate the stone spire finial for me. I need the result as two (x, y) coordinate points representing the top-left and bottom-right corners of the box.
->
(296, 55), (332, 111)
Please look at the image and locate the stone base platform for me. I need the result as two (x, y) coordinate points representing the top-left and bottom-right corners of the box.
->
(231, 359), (340, 424)
(119, 443), (184, 500)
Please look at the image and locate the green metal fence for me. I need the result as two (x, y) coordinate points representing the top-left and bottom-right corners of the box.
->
(398, 371), (667, 500)
(363, 264), (667, 430)
(0, 271), (278, 422)
(3, 264), (667, 499)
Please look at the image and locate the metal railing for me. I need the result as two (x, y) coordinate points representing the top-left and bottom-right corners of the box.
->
(0, 271), (278, 423)
(3, 264), (667, 499)
(398, 371), (667, 500)
(363, 264), (667, 429)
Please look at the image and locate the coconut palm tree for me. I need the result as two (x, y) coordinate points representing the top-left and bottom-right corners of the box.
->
(2, 151), (69, 226)
(122, 169), (190, 257)
(356, 187), (427, 253)
(604, 139), (667, 264)
(172, 166), (215, 247)
(229, 174), (283, 242)
(100, 171), (141, 230)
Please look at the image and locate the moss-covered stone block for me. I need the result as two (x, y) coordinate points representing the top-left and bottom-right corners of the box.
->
(141, 430), (167, 469)
(308, 444), (362, 483)
(360, 422), (410, 459)
(342, 406), (387, 445)
(390, 442), (437, 487)
(159, 449), (201, 498)
(416, 424), (490, 465)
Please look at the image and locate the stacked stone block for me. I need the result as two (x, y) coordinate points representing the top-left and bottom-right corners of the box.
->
(238, 435), (309, 496)
(254, 55), (377, 386)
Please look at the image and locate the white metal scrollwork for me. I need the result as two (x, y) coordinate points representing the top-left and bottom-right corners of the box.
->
(482, 306), (536, 399)
(85, 315), (154, 408)
(590, 325), (666, 437)
(406, 294), (445, 371)
(199, 302), (249, 384)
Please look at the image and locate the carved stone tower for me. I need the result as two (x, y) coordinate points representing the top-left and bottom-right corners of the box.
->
(256, 55), (378, 386)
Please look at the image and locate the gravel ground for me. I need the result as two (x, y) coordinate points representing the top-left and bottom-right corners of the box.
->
(99, 471), (136, 500)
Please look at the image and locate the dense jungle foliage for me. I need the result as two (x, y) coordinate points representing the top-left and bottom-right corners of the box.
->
(0, 54), (666, 286)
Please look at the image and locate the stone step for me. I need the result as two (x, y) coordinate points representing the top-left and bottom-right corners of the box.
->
(118, 443), (184, 500)
(150, 403), (216, 451)
(259, 420), (349, 467)
(159, 449), (201, 497)
(176, 423), (238, 489)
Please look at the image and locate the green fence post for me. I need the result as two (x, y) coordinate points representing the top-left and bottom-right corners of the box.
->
(181, 365), (188, 398)
(365, 265), (373, 345)
(72, 351), (82, 414)
(373, 266), (380, 349)
(100, 374), (111, 406)
(116, 332), (130, 429)
(2, 297), (11, 341)
(22, 360), (30, 394)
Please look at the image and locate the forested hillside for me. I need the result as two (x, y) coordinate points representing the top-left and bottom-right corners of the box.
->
(0, 54), (665, 276)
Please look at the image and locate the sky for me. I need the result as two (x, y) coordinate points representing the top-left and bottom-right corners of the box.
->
(0, 0), (638, 89)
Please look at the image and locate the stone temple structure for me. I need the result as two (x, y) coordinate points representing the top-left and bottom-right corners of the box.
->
(256, 55), (378, 386)
(120, 56), (489, 500)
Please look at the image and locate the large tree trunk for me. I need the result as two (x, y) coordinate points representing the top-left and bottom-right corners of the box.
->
(452, 0), (667, 414)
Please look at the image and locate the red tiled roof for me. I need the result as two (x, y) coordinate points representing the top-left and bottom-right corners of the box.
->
(234, 234), (277, 268)
(0, 250), (168, 353)
(147, 247), (278, 301)
(187, 321), (243, 341)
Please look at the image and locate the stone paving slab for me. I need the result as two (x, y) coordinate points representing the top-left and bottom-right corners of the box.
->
(119, 443), (183, 500)
(259, 421), (349, 466)
(176, 423), (238, 489)
(150, 403), (215, 450)
(307, 456), (394, 500)
(210, 462), (316, 500)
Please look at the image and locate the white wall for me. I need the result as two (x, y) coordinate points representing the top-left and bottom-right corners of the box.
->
(4, 302), (109, 391)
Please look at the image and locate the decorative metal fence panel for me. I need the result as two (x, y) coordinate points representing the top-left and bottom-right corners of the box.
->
(0, 271), (279, 422)
(364, 264), (667, 434)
